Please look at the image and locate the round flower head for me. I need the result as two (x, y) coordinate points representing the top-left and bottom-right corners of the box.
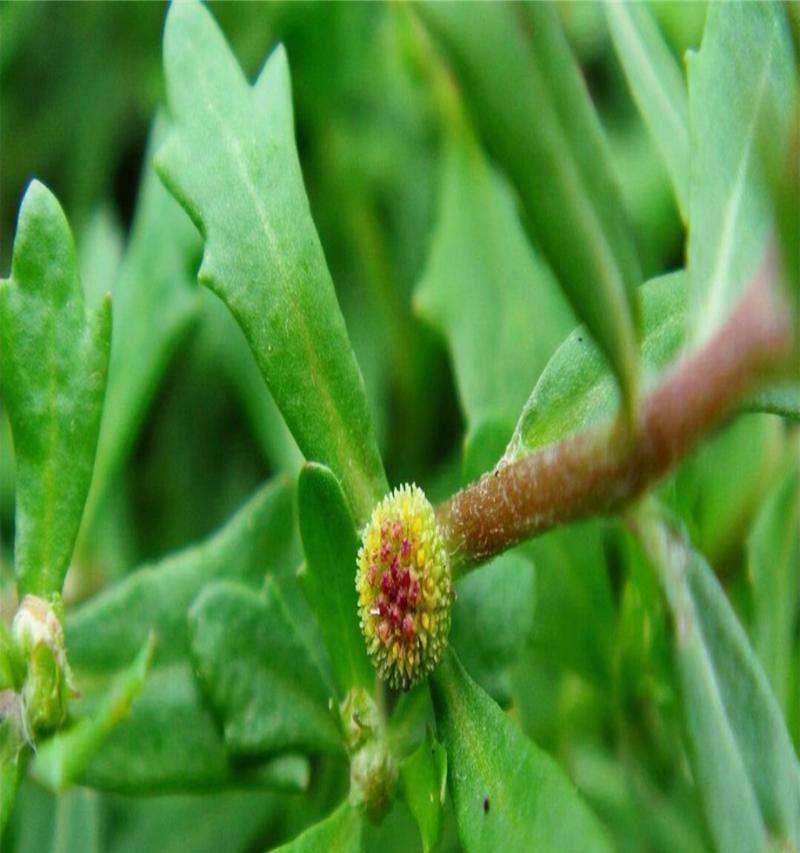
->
(356, 484), (452, 690)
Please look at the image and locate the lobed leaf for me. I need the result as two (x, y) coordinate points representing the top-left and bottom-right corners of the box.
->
(418, 2), (642, 413)
(605, 2), (689, 221)
(687, 2), (795, 346)
(77, 664), (308, 795)
(297, 463), (373, 696)
(414, 119), (573, 435)
(67, 477), (298, 674)
(156, 0), (386, 524)
(0, 181), (111, 595)
(430, 647), (612, 853)
(188, 580), (341, 757)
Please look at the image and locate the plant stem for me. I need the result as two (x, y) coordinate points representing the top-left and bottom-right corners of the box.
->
(437, 252), (795, 570)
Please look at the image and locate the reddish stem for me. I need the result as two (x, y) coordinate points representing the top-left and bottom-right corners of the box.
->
(436, 254), (795, 568)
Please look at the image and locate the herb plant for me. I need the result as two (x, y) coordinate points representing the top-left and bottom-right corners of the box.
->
(1, 2), (799, 851)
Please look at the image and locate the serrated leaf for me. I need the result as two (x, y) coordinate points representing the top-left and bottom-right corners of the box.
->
(272, 801), (361, 853)
(297, 463), (373, 696)
(82, 117), (201, 531)
(430, 647), (612, 853)
(156, 0), (386, 524)
(506, 271), (686, 460)
(418, 2), (641, 413)
(636, 506), (800, 850)
(688, 2), (795, 346)
(0, 180), (111, 595)
(78, 664), (308, 795)
(67, 477), (298, 674)
(33, 634), (155, 790)
(414, 119), (574, 433)
(400, 727), (447, 853)
(188, 580), (341, 757)
(449, 552), (535, 704)
(748, 459), (800, 710)
(606, 3), (689, 221)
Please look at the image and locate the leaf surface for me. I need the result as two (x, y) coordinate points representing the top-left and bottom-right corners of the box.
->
(418, 2), (641, 411)
(748, 460), (800, 708)
(67, 477), (298, 673)
(688, 2), (794, 345)
(430, 648), (612, 853)
(297, 463), (373, 695)
(400, 727), (447, 853)
(272, 801), (361, 853)
(414, 120), (573, 433)
(506, 271), (686, 459)
(606, 2), (689, 220)
(157, 0), (386, 523)
(0, 181), (111, 595)
(636, 506), (800, 850)
(188, 580), (341, 756)
(77, 664), (308, 794)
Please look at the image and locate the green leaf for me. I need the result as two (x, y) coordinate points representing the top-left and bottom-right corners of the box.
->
(635, 506), (800, 850)
(188, 580), (341, 757)
(430, 647), (612, 853)
(506, 271), (686, 459)
(399, 727), (447, 853)
(32, 634), (155, 791)
(297, 463), (373, 695)
(449, 552), (535, 703)
(156, 0), (386, 524)
(687, 2), (795, 346)
(743, 381), (800, 421)
(9, 788), (102, 853)
(82, 117), (201, 531)
(462, 418), (512, 485)
(525, 521), (616, 687)
(0, 180), (111, 595)
(272, 801), (361, 853)
(78, 664), (308, 794)
(606, 3), (689, 221)
(102, 791), (279, 853)
(414, 118), (574, 432)
(1, 715), (27, 837)
(417, 2), (642, 413)
(66, 477), (298, 674)
(748, 460), (800, 710)
(673, 414), (785, 563)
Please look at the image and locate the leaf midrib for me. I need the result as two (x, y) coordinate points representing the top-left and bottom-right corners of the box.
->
(188, 55), (378, 517)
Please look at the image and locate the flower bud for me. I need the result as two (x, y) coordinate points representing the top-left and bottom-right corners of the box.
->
(12, 595), (73, 735)
(356, 484), (452, 690)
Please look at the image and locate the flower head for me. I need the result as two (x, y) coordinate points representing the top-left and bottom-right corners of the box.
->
(356, 484), (451, 690)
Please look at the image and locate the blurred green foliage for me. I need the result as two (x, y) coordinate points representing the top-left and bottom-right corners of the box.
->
(1, 2), (798, 851)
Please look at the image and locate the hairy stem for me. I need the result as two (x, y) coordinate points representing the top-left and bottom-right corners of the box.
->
(437, 253), (795, 569)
